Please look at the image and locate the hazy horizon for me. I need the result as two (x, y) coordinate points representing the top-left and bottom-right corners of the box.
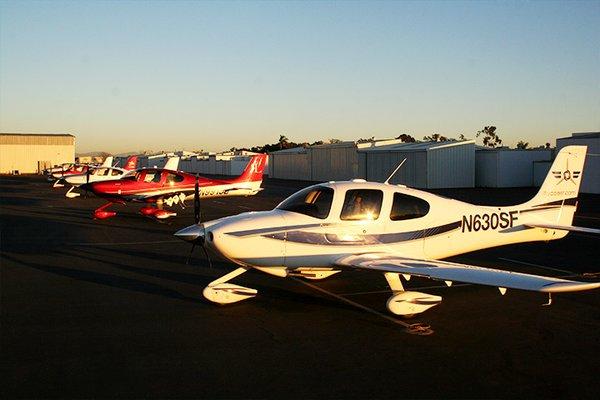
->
(1, 1), (599, 153)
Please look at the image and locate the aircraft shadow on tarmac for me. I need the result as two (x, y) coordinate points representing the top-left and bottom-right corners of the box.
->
(1, 252), (199, 303)
(86, 245), (395, 314)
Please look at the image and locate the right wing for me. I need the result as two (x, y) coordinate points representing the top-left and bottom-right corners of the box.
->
(525, 223), (600, 235)
(335, 253), (600, 293)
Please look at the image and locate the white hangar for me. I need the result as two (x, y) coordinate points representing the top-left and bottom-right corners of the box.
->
(0, 133), (75, 174)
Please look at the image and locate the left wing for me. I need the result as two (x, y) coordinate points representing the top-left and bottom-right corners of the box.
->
(335, 253), (600, 293)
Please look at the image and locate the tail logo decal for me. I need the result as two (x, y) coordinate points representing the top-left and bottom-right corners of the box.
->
(552, 159), (581, 186)
(249, 157), (264, 174)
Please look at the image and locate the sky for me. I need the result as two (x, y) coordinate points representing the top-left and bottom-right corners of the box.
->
(1, 0), (599, 153)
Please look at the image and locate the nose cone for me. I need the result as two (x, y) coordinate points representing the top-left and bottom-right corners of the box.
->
(174, 224), (205, 244)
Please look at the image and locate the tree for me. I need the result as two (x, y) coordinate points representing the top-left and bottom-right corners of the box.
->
(516, 141), (529, 149)
(356, 136), (375, 144)
(423, 133), (448, 142)
(458, 134), (467, 141)
(476, 126), (502, 148)
(396, 134), (416, 143)
(545, 142), (551, 149)
(329, 138), (342, 144)
(278, 134), (289, 150)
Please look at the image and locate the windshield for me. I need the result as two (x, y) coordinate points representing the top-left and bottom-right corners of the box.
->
(277, 186), (334, 219)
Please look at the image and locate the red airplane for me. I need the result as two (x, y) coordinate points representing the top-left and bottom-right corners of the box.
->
(85, 154), (268, 220)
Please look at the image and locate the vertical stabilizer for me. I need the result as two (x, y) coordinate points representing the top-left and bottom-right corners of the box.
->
(100, 156), (113, 168)
(163, 156), (180, 171)
(233, 154), (268, 183)
(124, 155), (138, 171)
(527, 145), (587, 207)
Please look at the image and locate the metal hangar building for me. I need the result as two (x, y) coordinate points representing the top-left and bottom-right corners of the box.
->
(0, 133), (75, 174)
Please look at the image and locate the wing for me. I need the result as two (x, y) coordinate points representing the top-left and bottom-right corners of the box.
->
(525, 223), (600, 235)
(335, 253), (600, 293)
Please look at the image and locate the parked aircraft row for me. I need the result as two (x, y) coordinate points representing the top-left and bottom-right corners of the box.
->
(46, 146), (599, 318)
(49, 153), (268, 220)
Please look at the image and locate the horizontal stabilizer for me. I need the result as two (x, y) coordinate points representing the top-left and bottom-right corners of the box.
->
(525, 223), (600, 235)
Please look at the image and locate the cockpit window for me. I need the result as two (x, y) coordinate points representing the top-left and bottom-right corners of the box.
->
(166, 173), (184, 183)
(94, 168), (109, 176)
(277, 186), (334, 219)
(110, 169), (121, 176)
(340, 189), (383, 220)
(390, 193), (430, 220)
(143, 171), (162, 183)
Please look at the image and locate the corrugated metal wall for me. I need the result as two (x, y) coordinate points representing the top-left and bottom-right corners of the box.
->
(475, 151), (498, 187)
(557, 136), (599, 194)
(362, 151), (428, 187)
(0, 135), (74, 146)
(533, 160), (551, 187)
(310, 146), (359, 181)
(475, 150), (551, 187)
(270, 152), (311, 180)
(428, 144), (475, 188)
(1, 144), (75, 173)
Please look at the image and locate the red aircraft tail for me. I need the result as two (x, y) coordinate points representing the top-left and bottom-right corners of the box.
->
(233, 154), (268, 183)
(124, 156), (138, 171)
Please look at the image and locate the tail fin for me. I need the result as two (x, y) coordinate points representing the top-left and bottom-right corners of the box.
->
(527, 145), (587, 207)
(123, 155), (138, 171)
(233, 154), (268, 183)
(163, 156), (180, 171)
(100, 156), (113, 168)
(520, 145), (587, 229)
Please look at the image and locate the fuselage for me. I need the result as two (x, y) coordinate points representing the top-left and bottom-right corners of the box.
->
(63, 166), (133, 186)
(199, 180), (572, 272)
(88, 168), (262, 203)
(50, 164), (90, 179)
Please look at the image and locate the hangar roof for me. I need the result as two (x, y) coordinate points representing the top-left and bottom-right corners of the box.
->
(358, 140), (475, 152)
(1, 133), (75, 145)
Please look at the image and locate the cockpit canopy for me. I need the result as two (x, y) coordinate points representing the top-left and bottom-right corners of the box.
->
(92, 167), (123, 176)
(277, 186), (333, 219)
(131, 169), (185, 184)
(277, 184), (430, 221)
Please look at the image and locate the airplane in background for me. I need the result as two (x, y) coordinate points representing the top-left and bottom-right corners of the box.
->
(86, 154), (267, 220)
(60, 155), (139, 198)
(49, 156), (114, 187)
(175, 146), (600, 318)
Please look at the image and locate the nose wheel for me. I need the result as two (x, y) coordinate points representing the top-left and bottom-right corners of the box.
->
(202, 267), (257, 304)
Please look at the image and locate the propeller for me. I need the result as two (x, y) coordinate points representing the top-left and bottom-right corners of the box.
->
(182, 173), (212, 268)
(84, 165), (91, 198)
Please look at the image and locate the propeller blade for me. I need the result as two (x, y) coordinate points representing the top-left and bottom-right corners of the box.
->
(194, 173), (200, 224)
(201, 243), (213, 269)
(85, 166), (90, 198)
(185, 243), (196, 265)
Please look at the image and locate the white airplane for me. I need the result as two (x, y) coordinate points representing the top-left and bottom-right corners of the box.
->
(60, 155), (137, 198)
(175, 146), (600, 317)
(50, 156), (115, 188)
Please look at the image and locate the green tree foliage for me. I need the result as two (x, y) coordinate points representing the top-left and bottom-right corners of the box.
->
(476, 126), (502, 148)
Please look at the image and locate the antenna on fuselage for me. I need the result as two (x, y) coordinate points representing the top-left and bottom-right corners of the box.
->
(384, 158), (406, 185)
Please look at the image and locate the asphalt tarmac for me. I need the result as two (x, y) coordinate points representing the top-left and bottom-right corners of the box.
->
(1, 175), (599, 398)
